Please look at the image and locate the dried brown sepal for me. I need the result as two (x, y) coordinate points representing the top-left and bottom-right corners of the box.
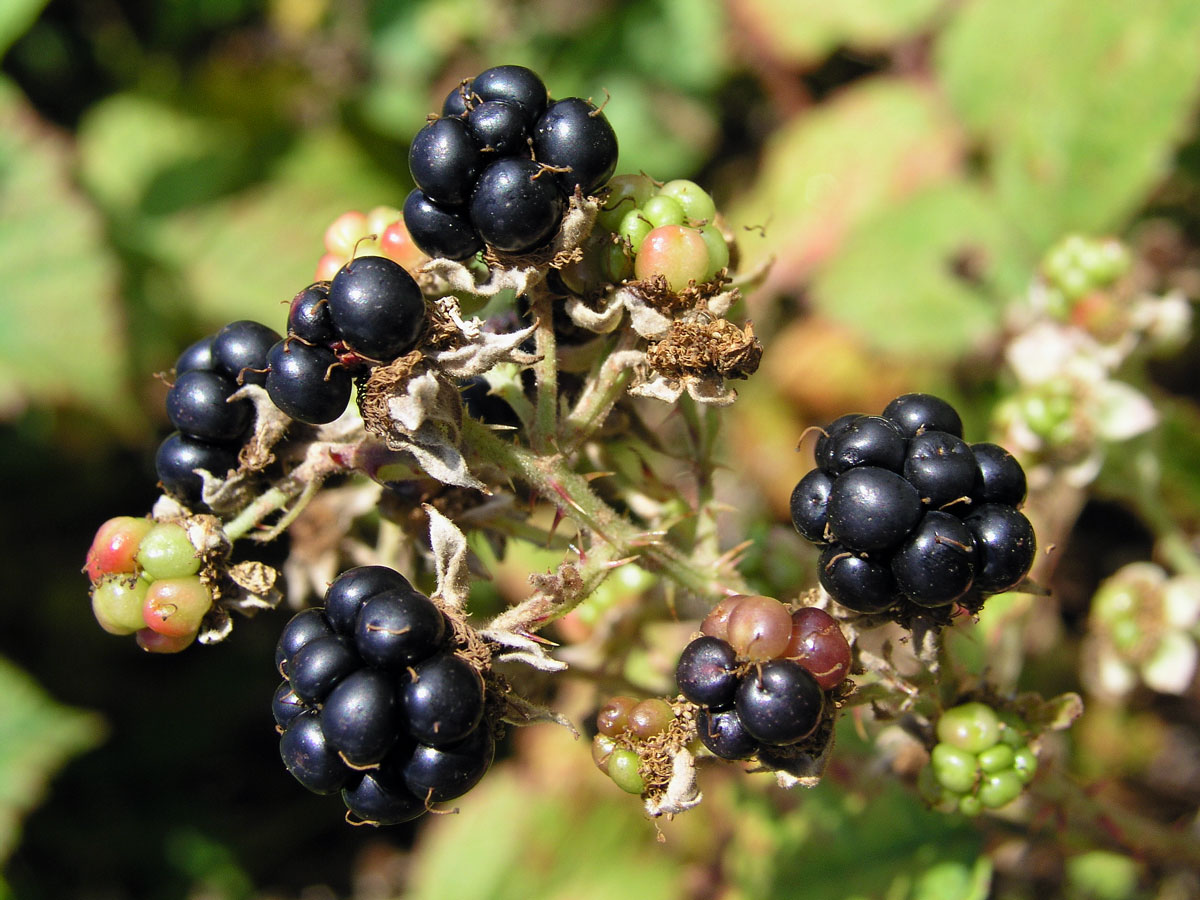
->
(645, 319), (763, 382)
(231, 384), (292, 473)
(630, 270), (732, 315)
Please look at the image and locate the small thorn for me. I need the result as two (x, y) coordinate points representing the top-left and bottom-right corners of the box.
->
(583, 470), (616, 482)
(602, 555), (640, 569)
(547, 506), (567, 547)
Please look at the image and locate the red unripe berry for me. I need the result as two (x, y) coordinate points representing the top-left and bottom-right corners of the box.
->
(143, 576), (212, 638)
(634, 225), (710, 293)
(324, 211), (369, 257)
(726, 595), (793, 662)
(700, 595), (748, 642)
(597, 696), (638, 737)
(783, 607), (852, 690)
(627, 698), (673, 739)
(136, 628), (196, 654)
(85, 516), (153, 582)
(379, 221), (425, 270)
(314, 253), (343, 282)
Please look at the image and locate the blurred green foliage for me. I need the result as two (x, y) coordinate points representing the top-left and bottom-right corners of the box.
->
(1, 0), (1199, 897)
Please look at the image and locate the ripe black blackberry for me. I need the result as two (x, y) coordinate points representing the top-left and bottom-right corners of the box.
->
(405, 64), (618, 260)
(155, 319), (280, 506)
(274, 565), (496, 825)
(790, 393), (1036, 619)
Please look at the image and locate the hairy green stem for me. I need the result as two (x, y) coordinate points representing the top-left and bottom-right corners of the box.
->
(1030, 765), (1200, 869)
(560, 329), (639, 453)
(223, 485), (297, 542)
(529, 286), (559, 453)
(463, 416), (746, 602)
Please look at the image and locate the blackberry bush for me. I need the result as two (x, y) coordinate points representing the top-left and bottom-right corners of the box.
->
(80, 62), (1069, 841)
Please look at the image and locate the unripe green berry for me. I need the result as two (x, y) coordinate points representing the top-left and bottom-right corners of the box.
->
(640, 195), (685, 229)
(978, 770), (1023, 809)
(698, 224), (729, 282)
(618, 209), (653, 254)
(92, 576), (150, 635)
(365, 204), (402, 236)
(136, 523), (201, 580)
(658, 179), (716, 224)
(977, 743), (1016, 773)
(1013, 745), (1038, 783)
(930, 743), (978, 794)
(937, 703), (1001, 754)
(601, 240), (633, 283)
(957, 794), (983, 816)
(607, 749), (645, 795)
(597, 174), (656, 232)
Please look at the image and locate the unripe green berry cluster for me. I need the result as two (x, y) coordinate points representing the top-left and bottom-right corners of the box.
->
(920, 701), (1038, 816)
(85, 516), (213, 653)
(1041, 234), (1131, 303)
(561, 175), (730, 295)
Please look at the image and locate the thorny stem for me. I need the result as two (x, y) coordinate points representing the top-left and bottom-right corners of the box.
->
(560, 329), (640, 453)
(678, 395), (722, 562)
(1029, 764), (1200, 869)
(463, 416), (748, 603)
(529, 285), (559, 453)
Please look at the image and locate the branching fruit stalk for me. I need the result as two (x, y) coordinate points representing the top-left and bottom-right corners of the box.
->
(463, 416), (749, 606)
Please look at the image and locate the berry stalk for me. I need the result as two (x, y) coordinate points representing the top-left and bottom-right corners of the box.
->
(462, 416), (748, 603)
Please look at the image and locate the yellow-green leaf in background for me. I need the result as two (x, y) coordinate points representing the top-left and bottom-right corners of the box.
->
(0, 78), (132, 426)
(729, 78), (962, 292)
(0, 656), (105, 866)
(0, 0), (47, 60)
(810, 182), (1023, 359)
(150, 128), (404, 329)
(729, 0), (942, 66)
(406, 731), (680, 900)
(937, 0), (1200, 251)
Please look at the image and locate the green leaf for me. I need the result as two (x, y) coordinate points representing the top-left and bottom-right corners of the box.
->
(732, 0), (942, 65)
(0, 0), (47, 60)
(0, 79), (133, 425)
(728, 766), (984, 900)
(77, 92), (261, 217)
(151, 128), (403, 328)
(729, 78), (963, 281)
(937, 0), (1200, 250)
(809, 182), (1023, 358)
(406, 751), (680, 900)
(0, 655), (105, 865)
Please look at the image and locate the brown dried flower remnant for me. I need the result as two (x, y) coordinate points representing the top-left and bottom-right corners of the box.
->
(645, 319), (763, 381)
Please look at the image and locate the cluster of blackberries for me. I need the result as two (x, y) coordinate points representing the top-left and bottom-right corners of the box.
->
(264, 256), (427, 425)
(405, 64), (618, 260)
(676, 596), (851, 764)
(789, 393), (1036, 615)
(157, 320), (281, 506)
(273, 565), (493, 825)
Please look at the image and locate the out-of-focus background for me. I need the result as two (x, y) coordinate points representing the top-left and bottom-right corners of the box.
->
(3, 0), (1200, 897)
